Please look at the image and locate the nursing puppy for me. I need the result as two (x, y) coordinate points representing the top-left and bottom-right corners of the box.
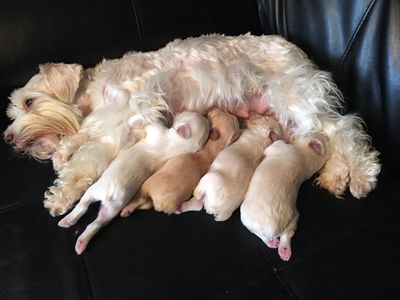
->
(58, 111), (209, 254)
(180, 113), (280, 221)
(120, 108), (241, 216)
(240, 134), (330, 261)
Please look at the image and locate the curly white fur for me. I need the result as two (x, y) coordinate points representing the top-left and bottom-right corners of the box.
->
(4, 34), (380, 217)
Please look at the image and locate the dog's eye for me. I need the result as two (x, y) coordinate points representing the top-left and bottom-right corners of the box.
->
(24, 98), (33, 109)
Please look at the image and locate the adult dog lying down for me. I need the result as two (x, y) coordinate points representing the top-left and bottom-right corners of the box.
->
(4, 34), (380, 217)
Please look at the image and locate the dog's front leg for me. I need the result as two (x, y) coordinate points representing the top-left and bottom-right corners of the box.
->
(52, 130), (90, 172)
(44, 141), (117, 216)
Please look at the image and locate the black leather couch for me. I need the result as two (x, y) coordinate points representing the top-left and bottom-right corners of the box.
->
(1, 1), (399, 299)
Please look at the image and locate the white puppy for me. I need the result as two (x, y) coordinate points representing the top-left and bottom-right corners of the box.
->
(58, 111), (209, 254)
(240, 134), (331, 261)
(181, 113), (280, 221)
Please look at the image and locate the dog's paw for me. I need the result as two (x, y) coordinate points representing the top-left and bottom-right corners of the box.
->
(43, 189), (71, 217)
(316, 160), (350, 197)
(349, 174), (378, 199)
(43, 198), (69, 217)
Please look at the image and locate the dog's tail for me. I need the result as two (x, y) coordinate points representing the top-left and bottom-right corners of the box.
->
(316, 114), (381, 198)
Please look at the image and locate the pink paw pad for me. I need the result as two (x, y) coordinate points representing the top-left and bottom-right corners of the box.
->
(58, 218), (71, 228)
(75, 239), (87, 255)
(266, 239), (280, 248)
(278, 246), (292, 261)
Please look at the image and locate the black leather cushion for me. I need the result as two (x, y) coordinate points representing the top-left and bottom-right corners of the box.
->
(1, 0), (399, 299)
(258, 0), (400, 171)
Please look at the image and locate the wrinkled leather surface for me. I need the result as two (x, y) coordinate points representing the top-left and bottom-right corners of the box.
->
(1, 0), (399, 299)
(258, 0), (400, 170)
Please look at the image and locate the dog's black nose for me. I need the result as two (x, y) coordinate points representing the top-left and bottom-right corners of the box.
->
(5, 133), (14, 144)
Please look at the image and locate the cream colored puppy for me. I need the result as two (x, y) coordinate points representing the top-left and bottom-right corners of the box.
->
(240, 134), (331, 261)
(120, 108), (241, 216)
(180, 113), (281, 221)
(58, 111), (209, 254)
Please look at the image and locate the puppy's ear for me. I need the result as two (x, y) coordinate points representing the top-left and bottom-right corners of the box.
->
(309, 139), (324, 156)
(176, 123), (191, 138)
(40, 63), (83, 104)
(209, 127), (220, 140)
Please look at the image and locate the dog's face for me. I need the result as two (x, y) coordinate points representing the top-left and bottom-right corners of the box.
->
(4, 63), (84, 160)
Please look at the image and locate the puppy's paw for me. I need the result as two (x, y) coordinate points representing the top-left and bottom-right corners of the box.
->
(278, 245), (292, 261)
(265, 238), (280, 249)
(75, 238), (88, 255)
(120, 206), (134, 217)
(58, 216), (73, 228)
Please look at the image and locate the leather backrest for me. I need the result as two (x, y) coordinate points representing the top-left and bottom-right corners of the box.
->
(258, 0), (400, 171)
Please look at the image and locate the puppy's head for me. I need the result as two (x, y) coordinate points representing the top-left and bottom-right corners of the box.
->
(207, 108), (241, 146)
(172, 111), (210, 151)
(295, 132), (331, 172)
(244, 113), (281, 144)
(4, 63), (84, 160)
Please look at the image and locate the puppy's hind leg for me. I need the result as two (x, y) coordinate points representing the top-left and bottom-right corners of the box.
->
(178, 184), (205, 213)
(58, 192), (96, 228)
(277, 213), (299, 261)
(75, 205), (120, 255)
(120, 194), (153, 217)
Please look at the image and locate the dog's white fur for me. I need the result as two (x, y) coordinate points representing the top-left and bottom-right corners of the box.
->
(241, 134), (331, 261)
(4, 34), (381, 218)
(181, 113), (280, 221)
(58, 111), (209, 254)
(120, 108), (241, 216)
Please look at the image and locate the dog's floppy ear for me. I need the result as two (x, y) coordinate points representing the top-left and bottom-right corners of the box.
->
(309, 139), (325, 156)
(209, 127), (220, 140)
(176, 123), (191, 138)
(40, 63), (83, 104)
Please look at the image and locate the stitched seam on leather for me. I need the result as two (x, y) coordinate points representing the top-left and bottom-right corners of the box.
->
(130, 0), (144, 49)
(335, 0), (376, 74)
(275, 0), (288, 38)
(261, 244), (300, 299)
(0, 199), (38, 215)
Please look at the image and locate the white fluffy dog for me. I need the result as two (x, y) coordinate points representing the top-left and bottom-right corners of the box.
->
(58, 111), (210, 254)
(241, 134), (331, 261)
(4, 34), (381, 218)
(180, 113), (280, 221)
